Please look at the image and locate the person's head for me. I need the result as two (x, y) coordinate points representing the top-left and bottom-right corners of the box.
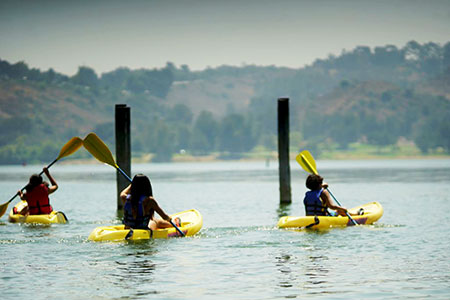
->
(26, 174), (43, 192)
(305, 174), (324, 191)
(130, 174), (153, 202)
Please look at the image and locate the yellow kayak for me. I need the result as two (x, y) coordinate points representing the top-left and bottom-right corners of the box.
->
(8, 200), (68, 224)
(278, 201), (383, 229)
(88, 209), (203, 241)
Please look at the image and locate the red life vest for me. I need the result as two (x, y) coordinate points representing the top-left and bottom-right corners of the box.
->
(26, 184), (53, 215)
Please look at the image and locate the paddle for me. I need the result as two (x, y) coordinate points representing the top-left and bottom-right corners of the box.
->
(83, 132), (132, 182)
(83, 132), (185, 237)
(296, 150), (358, 226)
(0, 137), (83, 218)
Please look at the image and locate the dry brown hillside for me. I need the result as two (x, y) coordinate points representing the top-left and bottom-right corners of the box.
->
(0, 81), (109, 135)
(166, 76), (256, 117)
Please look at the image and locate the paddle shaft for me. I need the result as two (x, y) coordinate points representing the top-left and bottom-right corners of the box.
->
(5, 158), (59, 205)
(117, 167), (132, 182)
(300, 152), (358, 226)
(327, 189), (358, 226)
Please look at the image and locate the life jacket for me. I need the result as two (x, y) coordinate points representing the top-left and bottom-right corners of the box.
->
(123, 195), (152, 229)
(26, 184), (53, 215)
(304, 188), (329, 216)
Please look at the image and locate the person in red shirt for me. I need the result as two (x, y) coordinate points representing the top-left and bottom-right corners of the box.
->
(17, 167), (58, 215)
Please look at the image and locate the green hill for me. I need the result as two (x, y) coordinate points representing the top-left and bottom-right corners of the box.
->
(0, 40), (449, 163)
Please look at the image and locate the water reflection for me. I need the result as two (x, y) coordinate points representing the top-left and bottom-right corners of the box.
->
(276, 254), (295, 288)
(115, 257), (156, 277)
(277, 203), (292, 219)
(109, 246), (159, 298)
(275, 238), (332, 297)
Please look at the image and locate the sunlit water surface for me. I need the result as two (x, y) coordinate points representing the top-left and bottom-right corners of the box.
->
(1, 159), (449, 299)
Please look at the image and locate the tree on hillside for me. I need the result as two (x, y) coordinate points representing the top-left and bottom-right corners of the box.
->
(443, 42), (450, 68)
(125, 67), (174, 98)
(191, 111), (218, 154)
(139, 119), (176, 162)
(71, 66), (99, 89)
(372, 45), (404, 66)
(0, 117), (32, 147)
(218, 114), (256, 153)
(0, 60), (29, 80)
(413, 98), (450, 153)
(167, 104), (193, 124)
(100, 67), (131, 90)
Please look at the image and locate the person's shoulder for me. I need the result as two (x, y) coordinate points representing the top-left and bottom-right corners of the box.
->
(320, 188), (329, 196)
(144, 196), (156, 205)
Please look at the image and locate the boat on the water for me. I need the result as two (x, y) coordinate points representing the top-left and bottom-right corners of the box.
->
(8, 200), (68, 224)
(88, 209), (203, 241)
(277, 201), (383, 229)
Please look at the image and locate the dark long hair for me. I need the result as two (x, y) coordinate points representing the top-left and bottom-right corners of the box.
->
(130, 174), (153, 200)
(306, 174), (323, 191)
(130, 174), (153, 216)
(25, 174), (43, 192)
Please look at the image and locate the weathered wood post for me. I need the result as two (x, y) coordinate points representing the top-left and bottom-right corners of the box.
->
(115, 104), (131, 210)
(278, 98), (291, 204)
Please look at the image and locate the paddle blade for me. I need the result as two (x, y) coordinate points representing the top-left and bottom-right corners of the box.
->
(83, 133), (118, 168)
(57, 137), (83, 160)
(0, 201), (9, 218)
(296, 150), (319, 175)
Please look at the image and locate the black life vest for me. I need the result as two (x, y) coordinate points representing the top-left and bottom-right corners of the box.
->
(123, 195), (152, 229)
(303, 188), (329, 216)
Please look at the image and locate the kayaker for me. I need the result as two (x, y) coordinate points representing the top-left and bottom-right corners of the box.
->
(120, 174), (181, 230)
(304, 174), (356, 217)
(16, 167), (58, 215)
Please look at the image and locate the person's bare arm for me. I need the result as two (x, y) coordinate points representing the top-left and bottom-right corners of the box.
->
(43, 167), (58, 194)
(320, 189), (347, 216)
(120, 184), (132, 204)
(148, 197), (171, 221)
(17, 190), (27, 200)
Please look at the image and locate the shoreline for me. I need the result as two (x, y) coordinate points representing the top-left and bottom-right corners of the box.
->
(56, 152), (450, 165)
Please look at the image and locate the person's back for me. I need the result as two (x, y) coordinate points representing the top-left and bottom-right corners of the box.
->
(18, 168), (57, 215)
(123, 195), (152, 229)
(26, 183), (53, 214)
(304, 188), (328, 216)
(120, 174), (180, 231)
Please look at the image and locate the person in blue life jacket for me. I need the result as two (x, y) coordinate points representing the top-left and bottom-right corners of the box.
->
(120, 174), (181, 230)
(304, 174), (358, 217)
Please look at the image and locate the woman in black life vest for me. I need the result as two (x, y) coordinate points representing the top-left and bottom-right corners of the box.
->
(120, 174), (181, 230)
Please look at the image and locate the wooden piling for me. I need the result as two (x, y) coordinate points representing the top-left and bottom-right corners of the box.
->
(278, 98), (291, 204)
(115, 104), (131, 210)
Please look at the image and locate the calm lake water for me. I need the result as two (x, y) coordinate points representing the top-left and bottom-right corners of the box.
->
(1, 159), (450, 299)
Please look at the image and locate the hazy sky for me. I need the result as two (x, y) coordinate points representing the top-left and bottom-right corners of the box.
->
(1, 0), (449, 75)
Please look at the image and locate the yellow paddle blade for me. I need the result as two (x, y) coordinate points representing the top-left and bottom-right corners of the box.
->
(83, 133), (118, 168)
(296, 150), (319, 175)
(0, 202), (8, 218)
(57, 137), (83, 160)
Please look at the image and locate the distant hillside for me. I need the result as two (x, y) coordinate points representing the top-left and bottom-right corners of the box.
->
(0, 80), (108, 134)
(167, 77), (255, 117)
(0, 40), (449, 163)
(299, 77), (449, 153)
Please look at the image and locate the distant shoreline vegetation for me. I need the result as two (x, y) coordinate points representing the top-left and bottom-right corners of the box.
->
(0, 40), (449, 164)
(62, 142), (450, 166)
